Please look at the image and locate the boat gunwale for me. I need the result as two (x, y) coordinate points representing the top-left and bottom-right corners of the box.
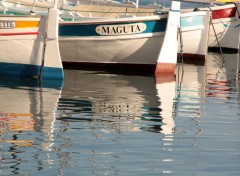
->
(59, 14), (168, 25)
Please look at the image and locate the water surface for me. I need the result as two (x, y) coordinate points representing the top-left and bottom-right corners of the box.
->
(0, 52), (240, 175)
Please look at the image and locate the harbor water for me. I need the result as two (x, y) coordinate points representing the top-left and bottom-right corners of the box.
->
(0, 52), (240, 175)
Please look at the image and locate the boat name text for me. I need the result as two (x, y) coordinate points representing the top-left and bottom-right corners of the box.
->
(95, 23), (146, 35)
(0, 21), (16, 29)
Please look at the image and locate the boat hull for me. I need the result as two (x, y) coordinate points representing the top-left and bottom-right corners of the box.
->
(209, 16), (240, 52)
(180, 11), (211, 64)
(59, 8), (207, 72)
(0, 13), (63, 79)
(202, 3), (240, 52)
(60, 34), (164, 64)
(59, 16), (167, 72)
(0, 16), (45, 76)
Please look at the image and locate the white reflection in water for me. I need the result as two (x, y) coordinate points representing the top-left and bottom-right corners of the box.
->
(0, 78), (62, 175)
(156, 80), (176, 135)
(0, 52), (240, 175)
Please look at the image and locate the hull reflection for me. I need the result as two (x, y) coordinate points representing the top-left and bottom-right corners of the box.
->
(206, 52), (239, 98)
(0, 78), (62, 174)
(58, 70), (178, 134)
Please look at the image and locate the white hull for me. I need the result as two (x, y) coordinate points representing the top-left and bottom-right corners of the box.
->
(60, 11), (210, 67)
(59, 33), (164, 65)
(180, 11), (211, 61)
(59, 15), (171, 70)
(208, 17), (240, 51)
(186, 3), (240, 52)
(2, 0), (212, 62)
(0, 16), (45, 65)
(0, 3), (64, 80)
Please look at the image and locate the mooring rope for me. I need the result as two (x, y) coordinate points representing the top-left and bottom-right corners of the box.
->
(210, 19), (226, 72)
(178, 25), (184, 75)
(174, 27), (184, 116)
(176, 26), (184, 102)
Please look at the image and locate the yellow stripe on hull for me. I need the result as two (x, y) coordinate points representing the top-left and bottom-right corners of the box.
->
(16, 20), (40, 28)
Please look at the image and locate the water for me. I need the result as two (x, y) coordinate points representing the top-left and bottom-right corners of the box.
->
(0, 52), (240, 176)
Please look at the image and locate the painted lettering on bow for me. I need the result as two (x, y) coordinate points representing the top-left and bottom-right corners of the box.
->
(0, 21), (16, 29)
(95, 23), (146, 35)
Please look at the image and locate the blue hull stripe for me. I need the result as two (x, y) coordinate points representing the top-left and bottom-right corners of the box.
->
(0, 62), (64, 80)
(59, 19), (167, 36)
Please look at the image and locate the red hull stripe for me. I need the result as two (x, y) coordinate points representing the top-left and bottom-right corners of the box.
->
(212, 7), (237, 19)
(0, 32), (39, 36)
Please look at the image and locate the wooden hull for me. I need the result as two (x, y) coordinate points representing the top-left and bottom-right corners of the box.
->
(59, 7), (210, 70)
(0, 16), (45, 76)
(59, 15), (168, 72)
(0, 5), (64, 80)
(180, 11), (211, 63)
(199, 3), (240, 52)
(1, 0), (214, 70)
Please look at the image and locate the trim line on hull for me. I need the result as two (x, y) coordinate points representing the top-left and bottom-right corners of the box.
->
(62, 53), (205, 74)
(0, 32), (39, 36)
(0, 62), (64, 80)
(208, 47), (239, 53)
(178, 53), (205, 65)
(59, 32), (163, 41)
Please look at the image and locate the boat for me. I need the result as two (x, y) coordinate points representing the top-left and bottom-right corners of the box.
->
(0, 1), (211, 70)
(59, 1), (181, 75)
(179, 10), (210, 64)
(58, 5), (211, 70)
(0, 0), (64, 80)
(59, 2), (211, 65)
(182, 1), (240, 53)
(206, 3), (240, 53)
(71, 1), (240, 54)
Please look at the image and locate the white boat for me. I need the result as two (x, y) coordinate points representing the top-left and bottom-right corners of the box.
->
(70, 1), (240, 54)
(206, 3), (240, 53)
(0, 0), (64, 80)
(179, 10), (210, 63)
(182, 1), (240, 53)
(59, 1), (181, 75)
(59, 2), (211, 64)
(58, 6), (211, 71)
(0, 0), (211, 73)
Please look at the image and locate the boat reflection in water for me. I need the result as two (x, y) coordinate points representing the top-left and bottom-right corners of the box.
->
(0, 77), (62, 174)
(176, 52), (240, 137)
(205, 52), (240, 98)
(1, 52), (240, 175)
(58, 70), (179, 135)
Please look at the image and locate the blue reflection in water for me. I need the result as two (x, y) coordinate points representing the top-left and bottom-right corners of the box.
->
(0, 53), (240, 175)
(0, 77), (63, 175)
